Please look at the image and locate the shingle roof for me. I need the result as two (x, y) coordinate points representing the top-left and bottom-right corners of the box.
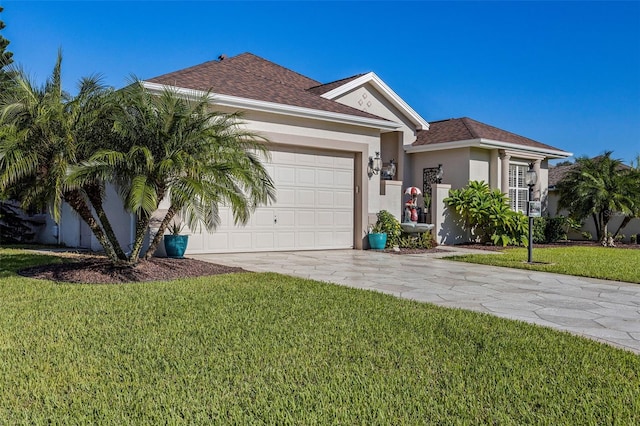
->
(146, 53), (387, 121)
(548, 163), (576, 188)
(413, 117), (563, 152)
(306, 74), (366, 95)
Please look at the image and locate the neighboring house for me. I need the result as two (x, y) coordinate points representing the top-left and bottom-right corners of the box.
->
(548, 162), (640, 242)
(43, 52), (572, 253)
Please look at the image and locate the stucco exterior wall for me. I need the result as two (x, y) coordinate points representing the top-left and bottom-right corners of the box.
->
(469, 148), (491, 182)
(333, 83), (417, 146)
(409, 148), (471, 208)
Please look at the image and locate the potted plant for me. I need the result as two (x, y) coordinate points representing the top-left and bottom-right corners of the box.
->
(164, 222), (189, 258)
(368, 222), (387, 250)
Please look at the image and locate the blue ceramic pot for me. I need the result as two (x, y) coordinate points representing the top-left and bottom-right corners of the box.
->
(368, 233), (387, 250)
(164, 234), (189, 258)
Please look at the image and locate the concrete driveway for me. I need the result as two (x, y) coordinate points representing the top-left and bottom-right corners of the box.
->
(192, 248), (640, 354)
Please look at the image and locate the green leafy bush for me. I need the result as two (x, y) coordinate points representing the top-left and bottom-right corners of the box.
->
(532, 216), (573, 243)
(545, 216), (571, 242)
(533, 217), (547, 244)
(398, 230), (436, 249)
(444, 181), (528, 247)
(373, 210), (402, 248)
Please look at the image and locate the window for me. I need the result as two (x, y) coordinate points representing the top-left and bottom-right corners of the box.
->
(508, 164), (529, 213)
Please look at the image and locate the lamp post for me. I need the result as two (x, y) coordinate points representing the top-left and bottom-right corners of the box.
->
(525, 164), (538, 263)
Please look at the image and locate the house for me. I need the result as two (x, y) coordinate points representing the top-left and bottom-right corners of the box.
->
(548, 162), (640, 242)
(44, 52), (572, 253)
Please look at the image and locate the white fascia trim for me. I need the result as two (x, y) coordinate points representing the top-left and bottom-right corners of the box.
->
(405, 138), (573, 159)
(142, 81), (401, 131)
(319, 72), (430, 131)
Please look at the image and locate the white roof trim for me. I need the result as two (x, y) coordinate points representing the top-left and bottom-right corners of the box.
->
(405, 137), (573, 159)
(320, 72), (430, 131)
(142, 81), (402, 131)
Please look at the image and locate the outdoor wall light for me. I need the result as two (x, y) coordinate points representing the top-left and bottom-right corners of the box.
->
(436, 164), (444, 183)
(368, 152), (382, 178)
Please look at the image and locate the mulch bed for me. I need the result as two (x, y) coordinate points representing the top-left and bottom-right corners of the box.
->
(18, 256), (245, 284)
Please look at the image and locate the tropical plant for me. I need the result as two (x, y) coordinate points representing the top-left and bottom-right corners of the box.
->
(168, 221), (185, 236)
(73, 81), (276, 262)
(0, 53), (126, 261)
(445, 180), (528, 246)
(373, 210), (402, 248)
(557, 152), (639, 246)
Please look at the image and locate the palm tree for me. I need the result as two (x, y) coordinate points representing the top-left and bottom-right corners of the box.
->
(557, 152), (637, 246)
(0, 53), (126, 261)
(75, 81), (276, 263)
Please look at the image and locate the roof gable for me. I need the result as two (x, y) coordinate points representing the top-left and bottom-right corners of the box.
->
(146, 53), (393, 123)
(318, 72), (430, 131)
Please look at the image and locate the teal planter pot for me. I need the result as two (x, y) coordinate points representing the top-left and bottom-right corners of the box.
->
(368, 233), (387, 250)
(164, 235), (189, 258)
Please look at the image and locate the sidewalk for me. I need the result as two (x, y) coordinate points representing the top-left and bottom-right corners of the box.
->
(192, 249), (640, 354)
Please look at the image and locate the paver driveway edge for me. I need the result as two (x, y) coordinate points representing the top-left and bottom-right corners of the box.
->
(192, 249), (640, 354)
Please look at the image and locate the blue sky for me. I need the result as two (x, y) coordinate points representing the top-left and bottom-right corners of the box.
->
(2, 1), (639, 164)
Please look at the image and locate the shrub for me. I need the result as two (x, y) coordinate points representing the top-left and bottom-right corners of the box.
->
(581, 231), (593, 241)
(398, 230), (436, 249)
(374, 210), (402, 248)
(544, 216), (570, 243)
(444, 181), (528, 247)
(532, 217), (547, 243)
(631, 234), (637, 244)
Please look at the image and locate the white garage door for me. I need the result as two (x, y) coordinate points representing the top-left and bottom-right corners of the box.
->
(186, 148), (354, 254)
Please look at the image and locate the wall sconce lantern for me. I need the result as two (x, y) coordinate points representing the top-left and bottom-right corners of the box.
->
(435, 164), (444, 183)
(368, 152), (382, 178)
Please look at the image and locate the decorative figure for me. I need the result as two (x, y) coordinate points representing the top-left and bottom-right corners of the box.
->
(404, 186), (421, 223)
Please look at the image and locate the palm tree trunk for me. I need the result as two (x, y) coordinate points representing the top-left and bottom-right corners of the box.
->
(143, 205), (178, 260)
(127, 214), (151, 264)
(63, 189), (120, 263)
(612, 215), (631, 238)
(83, 183), (128, 260)
(592, 212), (602, 242)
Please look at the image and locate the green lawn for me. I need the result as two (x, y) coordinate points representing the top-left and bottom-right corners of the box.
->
(447, 246), (640, 283)
(1, 249), (638, 424)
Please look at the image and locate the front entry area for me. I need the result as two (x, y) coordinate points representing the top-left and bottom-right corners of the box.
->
(186, 148), (355, 254)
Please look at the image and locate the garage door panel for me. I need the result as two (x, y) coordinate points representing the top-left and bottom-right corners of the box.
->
(276, 166), (295, 185)
(317, 231), (334, 246)
(254, 232), (275, 249)
(317, 170), (334, 187)
(316, 211), (334, 226)
(295, 189), (315, 207)
(335, 230), (352, 245)
(296, 210), (316, 227)
(316, 190), (334, 207)
(277, 232), (295, 247)
(296, 168), (316, 185)
(186, 148), (354, 253)
(230, 233), (252, 250)
(253, 210), (276, 227)
(276, 211), (295, 227)
(296, 231), (315, 248)
(295, 152), (316, 166)
(334, 211), (352, 225)
(335, 191), (353, 208)
(334, 170), (352, 188)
